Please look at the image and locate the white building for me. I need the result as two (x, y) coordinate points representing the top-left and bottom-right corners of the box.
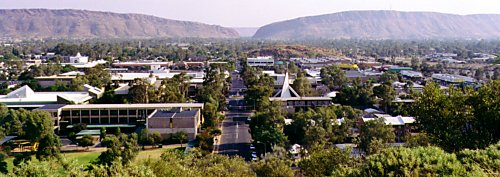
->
(247, 56), (274, 67)
(0, 85), (92, 107)
(67, 52), (89, 64)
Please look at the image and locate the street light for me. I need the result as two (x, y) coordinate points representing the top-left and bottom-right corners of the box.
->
(255, 141), (266, 157)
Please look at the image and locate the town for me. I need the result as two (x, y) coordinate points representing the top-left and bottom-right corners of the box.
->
(0, 1), (500, 176)
(0, 38), (498, 176)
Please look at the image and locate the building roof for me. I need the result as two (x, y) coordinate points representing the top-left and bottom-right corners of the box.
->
(5, 85), (34, 98)
(363, 116), (415, 126)
(432, 74), (476, 83)
(0, 86), (92, 105)
(36, 104), (67, 111)
(273, 72), (300, 98)
(151, 109), (199, 119)
(400, 70), (423, 78)
(61, 103), (204, 109)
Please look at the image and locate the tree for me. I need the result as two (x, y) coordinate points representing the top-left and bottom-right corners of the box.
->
(379, 72), (398, 84)
(172, 131), (188, 148)
(356, 146), (482, 177)
(291, 72), (313, 96)
(95, 133), (140, 166)
(250, 104), (288, 154)
(128, 78), (150, 103)
(22, 111), (61, 160)
(99, 127), (106, 142)
(138, 129), (150, 149)
(84, 64), (111, 88)
(79, 134), (94, 149)
(357, 118), (395, 155)
(251, 147), (294, 177)
(299, 147), (354, 177)
(412, 81), (500, 152)
(320, 65), (348, 90)
(151, 131), (163, 148)
(373, 83), (395, 113)
(0, 152), (7, 174)
(458, 142), (500, 176)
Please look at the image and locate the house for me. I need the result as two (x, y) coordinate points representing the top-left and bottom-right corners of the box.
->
(363, 115), (416, 142)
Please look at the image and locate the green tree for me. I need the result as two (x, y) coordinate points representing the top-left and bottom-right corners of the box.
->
(458, 142), (500, 176)
(172, 131), (188, 148)
(373, 83), (395, 113)
(0, 152), (7, 174)
(320, 65), (348, 90)
(251, 147), (294, 177)
(357, 118), (395, 155)
(250, 104), (287, 153)
(356, 146), (482, 177)
(79, 134), (94, 149)
(138, 129), (150, 149)
(22, 111), (61, 160)
(291, 72), (313, 96)
(412, 81), (500, 152)
(95, 133), (140, 166)
(151, 131), (163, 148)
(128, 78), (150, 103)
(299, 147), (354, 177)
(99, 127), (106, 142)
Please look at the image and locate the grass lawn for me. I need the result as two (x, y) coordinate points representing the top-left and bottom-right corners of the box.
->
(5, 145), (184, 173)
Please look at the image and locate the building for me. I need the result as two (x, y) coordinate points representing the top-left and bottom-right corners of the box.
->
(35, 75), (77, 88)
(65, 53), (89, 64)
(0, 86), (92, 108)
(291, 57), (352, 69)
(112, 60), (173, 71)
(247, 56), (274, 67)
(35, 103), (204, 136)
(269, 73), (332, 112)
(432, 74), (476, 86)
(147, 109), (201, 139)
(362, 114), (416, 142)
(400, 70), (423, 81)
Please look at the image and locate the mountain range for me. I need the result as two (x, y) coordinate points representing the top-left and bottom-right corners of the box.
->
(0, 9), (239, 39)
(2, 9), (500, 40)
(253, 11), (500, 39)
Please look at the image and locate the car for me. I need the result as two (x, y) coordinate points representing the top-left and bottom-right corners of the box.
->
(250, 145), (256, 150)
(251, 153), (257, 158)
(252, 157), (258, 161)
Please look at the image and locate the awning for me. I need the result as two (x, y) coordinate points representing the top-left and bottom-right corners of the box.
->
(66, 124), (137, 129)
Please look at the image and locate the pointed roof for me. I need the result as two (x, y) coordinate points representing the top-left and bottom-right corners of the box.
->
(273, 72), (300, 98)
(5, 85), (35, 98)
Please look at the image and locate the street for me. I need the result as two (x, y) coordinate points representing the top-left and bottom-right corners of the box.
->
(215, 61), (253, 159)
(216, 111), (253, 159)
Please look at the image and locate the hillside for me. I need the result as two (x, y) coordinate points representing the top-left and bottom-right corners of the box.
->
(0, 9), (239, 39)
(253, 11), (500, 39)
(247, 45), (340, 59)
(232, 27), (259, 37)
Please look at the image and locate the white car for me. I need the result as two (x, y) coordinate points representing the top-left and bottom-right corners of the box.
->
(250, 145), (256, 150)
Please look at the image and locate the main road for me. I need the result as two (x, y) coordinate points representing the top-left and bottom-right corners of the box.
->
(215, 61), (253, 159)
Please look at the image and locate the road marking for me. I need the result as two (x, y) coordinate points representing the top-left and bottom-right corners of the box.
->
(236, 122), (239, 140)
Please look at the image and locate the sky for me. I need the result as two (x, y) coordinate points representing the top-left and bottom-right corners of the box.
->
(2, 0), (500, 27)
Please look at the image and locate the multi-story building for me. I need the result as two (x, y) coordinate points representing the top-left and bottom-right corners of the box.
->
(247, 56), (274, 67)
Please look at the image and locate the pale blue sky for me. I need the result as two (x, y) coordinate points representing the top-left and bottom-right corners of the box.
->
(2, 0), (500, 27)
